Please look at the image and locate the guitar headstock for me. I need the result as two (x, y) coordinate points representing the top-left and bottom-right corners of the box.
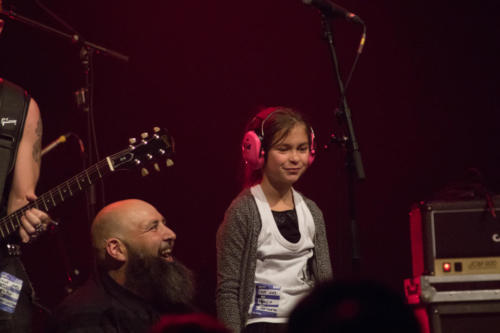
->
(109, 127), (175, 174)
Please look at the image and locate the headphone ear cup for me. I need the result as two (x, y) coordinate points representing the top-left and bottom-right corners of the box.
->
(308, 127), (316, 166)
(309, 148), (316, 166)
(242, 131), (265, 170)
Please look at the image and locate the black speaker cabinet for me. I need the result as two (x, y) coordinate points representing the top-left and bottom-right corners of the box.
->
(409, 196), (500, 277)
(405, 275), (500, 333)
(429, 301), (500, 333)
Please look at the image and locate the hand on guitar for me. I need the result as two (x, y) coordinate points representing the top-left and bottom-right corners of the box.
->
(18, 194), (50, 243)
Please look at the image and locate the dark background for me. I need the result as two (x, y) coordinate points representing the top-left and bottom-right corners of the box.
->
(1, 0), (499, 321)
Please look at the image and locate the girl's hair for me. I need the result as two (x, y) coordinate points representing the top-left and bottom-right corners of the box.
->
(242, 106), (312, 188)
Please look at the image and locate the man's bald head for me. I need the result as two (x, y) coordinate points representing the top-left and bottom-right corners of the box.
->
(91, 199), (164, 264)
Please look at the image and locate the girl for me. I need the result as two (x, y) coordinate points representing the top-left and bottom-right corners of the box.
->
(216, 107), (332, 333)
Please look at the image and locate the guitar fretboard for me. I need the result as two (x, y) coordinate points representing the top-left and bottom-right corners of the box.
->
(0, 149), (129, 240)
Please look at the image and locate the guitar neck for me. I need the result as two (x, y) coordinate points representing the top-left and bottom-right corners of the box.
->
(0, 126), (174, 242)
(0, 152), (122, 240)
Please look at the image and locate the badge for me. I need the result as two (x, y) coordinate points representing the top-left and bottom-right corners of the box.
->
(251, 283), (281, 317)
(0, 272), (23, 314)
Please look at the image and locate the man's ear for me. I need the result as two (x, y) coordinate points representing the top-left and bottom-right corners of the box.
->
(105, 238), (127, 262)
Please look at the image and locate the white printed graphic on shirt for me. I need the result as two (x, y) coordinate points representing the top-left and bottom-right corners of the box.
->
(0, 118), (17, 127)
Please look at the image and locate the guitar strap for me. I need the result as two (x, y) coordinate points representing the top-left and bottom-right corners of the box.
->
(0, 78), (30, 214)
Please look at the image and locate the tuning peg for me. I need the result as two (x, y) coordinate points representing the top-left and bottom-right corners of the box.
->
(153, 127), (160, 133)
(154, 163), (160, 172)
(146, 153), (153, 160)
(129, 137), (137, 144)
(141, 168), (149, 177)
(141, 132), (149, 139)
(134, 159), (141, 165)
(158, 149), (166, 155)
(166, 159), (174, 167)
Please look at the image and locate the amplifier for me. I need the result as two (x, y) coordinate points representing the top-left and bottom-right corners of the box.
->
(428, 300), (500, 333)
(409, 197), (500, 276)
(405, 274), (500, 333)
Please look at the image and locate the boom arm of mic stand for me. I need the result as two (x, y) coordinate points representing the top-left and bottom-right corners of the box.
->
(0, 9), (129, 62)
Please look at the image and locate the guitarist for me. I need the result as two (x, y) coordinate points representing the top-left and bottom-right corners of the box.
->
(0, 76), (52, 331)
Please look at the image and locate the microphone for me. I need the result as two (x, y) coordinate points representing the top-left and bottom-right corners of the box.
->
(302, 0), (364, 25)
(41, 133), (71, 156)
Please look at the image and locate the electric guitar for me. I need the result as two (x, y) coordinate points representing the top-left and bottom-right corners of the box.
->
(0, 126), (174, 250)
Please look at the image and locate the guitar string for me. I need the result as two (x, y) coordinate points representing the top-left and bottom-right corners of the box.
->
(0, 140), (169, 238)
(0, 149), (126, 237)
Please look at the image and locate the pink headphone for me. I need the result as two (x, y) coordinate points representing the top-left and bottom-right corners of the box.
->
(241, 109), (316, 170)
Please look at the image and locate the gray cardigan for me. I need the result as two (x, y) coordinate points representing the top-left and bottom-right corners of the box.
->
(216, 188), (333, 333)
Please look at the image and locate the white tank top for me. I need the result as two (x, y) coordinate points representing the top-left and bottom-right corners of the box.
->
(247, 185), (315, 325)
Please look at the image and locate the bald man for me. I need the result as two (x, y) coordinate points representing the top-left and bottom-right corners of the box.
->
(48, 199), (195, 333)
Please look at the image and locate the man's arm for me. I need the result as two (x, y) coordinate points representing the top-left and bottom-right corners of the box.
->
(6, 98), (49, 243)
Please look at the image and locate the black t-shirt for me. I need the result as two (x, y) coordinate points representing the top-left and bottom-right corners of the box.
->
(49, 272), (193, 333)
(272, 209), (300, 243)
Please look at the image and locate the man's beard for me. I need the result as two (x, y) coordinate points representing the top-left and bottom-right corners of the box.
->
(123, 245), (195, 312)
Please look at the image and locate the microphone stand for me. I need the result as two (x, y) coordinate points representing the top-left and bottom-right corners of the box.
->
(0, 8), (129, 222)
(320, 13), (366, 275)
(78, 44), (99, 223)
(0, 9), (129, 62)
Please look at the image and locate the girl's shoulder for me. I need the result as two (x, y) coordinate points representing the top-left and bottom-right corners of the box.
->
(294, 189), (323, 216)
(219, 188), (258, 234)
(226, 187), (255, 213)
